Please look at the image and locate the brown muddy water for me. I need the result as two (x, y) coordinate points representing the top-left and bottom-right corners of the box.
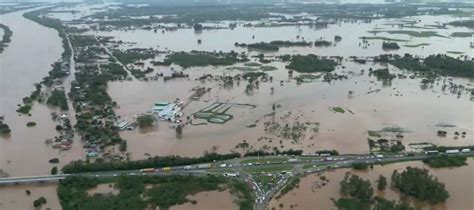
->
(109, 59), (473, 159)
(0, 183), (61, 210)
(169, 190), (239, 210)
(269, 159), (474, 210)
(0, 10), (84, 177)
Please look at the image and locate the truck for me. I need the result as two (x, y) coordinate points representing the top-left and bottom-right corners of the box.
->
(376, 154), (384, 158)
(288, 158), (298, 163)
(140, 168), (156, 173)
(197, 163), (211, 169)
(461, 148), (471, 153)
(183, 165), (193, 170)
(219, 163), (227, 168)
(425, 150), (439, 155)
(445, 149), (460, 154)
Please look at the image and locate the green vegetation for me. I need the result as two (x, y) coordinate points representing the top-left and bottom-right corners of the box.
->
(334, 172), (414, 210)
(367, 130), (381, 138)
(314, 40), (332, 47)
(451, 32), (472, 37)
(240, 157), (288, 164)
(371, 68), (396, 81)
(41, 62), (70, 87)
(373, 197), (413, 210)
(112, 49), (155, 65)
(375, 54), (474, 77)
(26, 122), (37, 127)
(422, 155), (468, 168)
(0, 23), (13, 53)
(275, 177), (300, 199)
(243, 165), (293, 173)
(33, 196), (47, 208)
(0, 121), (11, 135)
(352, 162), (369, 170)
(391, 167), (449, 203)
(16, 105), (32, 114)
(57, 175), (254, 210)
(448, 20), (474, 29)
(62, 153), (240, 173)
(136, 115), (155, 128)
(382, 42), (400, 50)
(330, 107), (346, 113)
(377, 175), (387, 191)
(286, 54), (338, 73)
(47, 89), (69, 110)
(164, 51), (248, 68)
(51, 166), (58, 175)
(100, 63), (128, 80)
(339, 173), (373, 202)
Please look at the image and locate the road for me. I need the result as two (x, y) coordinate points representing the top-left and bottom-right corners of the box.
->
(0, 151), (472, 209)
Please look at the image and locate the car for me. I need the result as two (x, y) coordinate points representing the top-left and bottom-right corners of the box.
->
(113, 174), (117, 177)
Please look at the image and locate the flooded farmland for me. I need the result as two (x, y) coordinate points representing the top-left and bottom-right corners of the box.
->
(0, 2), (473, 210)
(269, 159), (474, 210)
(0, 183), (61, 210)
(109, 58), (473, 158)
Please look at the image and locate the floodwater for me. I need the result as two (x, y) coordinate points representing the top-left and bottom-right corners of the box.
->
(269, 159), (474, 210)
(87, 15), (473, 58)
(0, 183), (61, 210)
(98, 13), (474, 158)
(0, 9), (83, 176)
(169, 190), (239, 210)
(109, 59), (473, 158)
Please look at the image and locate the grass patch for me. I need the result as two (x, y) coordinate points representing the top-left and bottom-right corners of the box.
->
(243, 165), (293, 174)
(240, 157), (289, 164)
(330, 107), (345, 113)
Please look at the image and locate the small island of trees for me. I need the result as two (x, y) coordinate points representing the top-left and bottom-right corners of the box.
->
(286, 54), (338, 73)
(382, 42), (400, 50)
(391, 167), (449, 203)
(0, 121), (11, 135)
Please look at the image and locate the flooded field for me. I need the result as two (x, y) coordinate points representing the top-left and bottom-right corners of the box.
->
(269, 159), (474, 210)
(0, 183), (61, 210)
(86, 15), (473, 57)
(109, 58), (473, 158)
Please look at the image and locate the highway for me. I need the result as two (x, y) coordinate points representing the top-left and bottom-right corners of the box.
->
(0, 151), (472, 210)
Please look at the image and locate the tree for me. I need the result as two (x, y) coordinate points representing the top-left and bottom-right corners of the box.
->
(51, 167), (58, 175)
(339, 172), (374, 202)
(136, 115), (154, 128)
(377, 175), (387, 191)
(33, 197), (47, 208)
(391, 167), (449, 203)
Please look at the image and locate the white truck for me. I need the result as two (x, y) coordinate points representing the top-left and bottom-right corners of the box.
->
(445, 149), (460, 154)
(461, 148), (471, 153)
